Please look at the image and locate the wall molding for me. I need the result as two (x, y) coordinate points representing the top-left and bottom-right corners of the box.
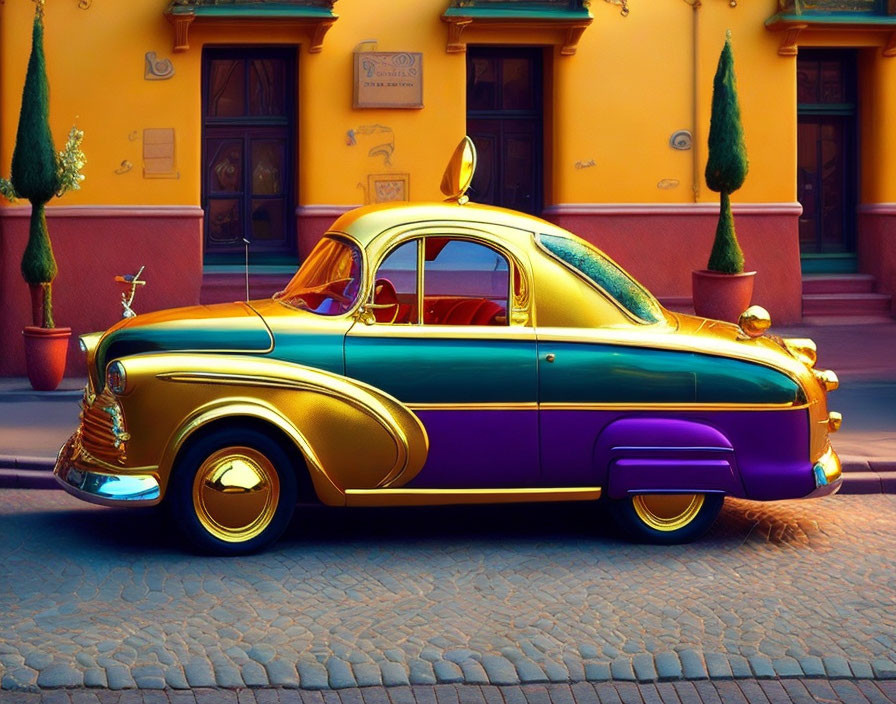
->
(295, 205), (360, 218)
(542, 202), (804, 217)
(858, 203), (896, 215)
(0, 205), (204, 219)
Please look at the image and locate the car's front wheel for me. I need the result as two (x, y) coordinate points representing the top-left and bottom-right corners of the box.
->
(609, 493), (724, 545)
(169, 428), (298, 555)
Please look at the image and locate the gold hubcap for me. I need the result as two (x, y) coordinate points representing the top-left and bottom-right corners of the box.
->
(192, 447), (280, 543)
(632, 494), (705, 532)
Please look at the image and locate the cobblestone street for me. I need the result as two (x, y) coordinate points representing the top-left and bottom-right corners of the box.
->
(1, 491), (894, 696)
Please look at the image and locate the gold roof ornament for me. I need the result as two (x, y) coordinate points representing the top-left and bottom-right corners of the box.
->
(440, 136), (477, 205)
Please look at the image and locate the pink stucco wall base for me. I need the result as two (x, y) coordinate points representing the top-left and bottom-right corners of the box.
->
(543, 205), (804, 325)
(859, 207), (896, 315)
(0, 206), (203, 377)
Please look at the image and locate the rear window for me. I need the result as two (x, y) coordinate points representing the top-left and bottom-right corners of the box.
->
(537, 233), (664, 324)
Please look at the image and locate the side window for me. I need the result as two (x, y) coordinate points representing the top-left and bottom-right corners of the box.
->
(372, 240), (419, 324)
(423, 238), (509, 326)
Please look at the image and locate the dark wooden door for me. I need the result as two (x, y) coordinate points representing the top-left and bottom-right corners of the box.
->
(797, 51), (857, 260)
(467, 48), (543, 215)
(202, 48), (296, 261)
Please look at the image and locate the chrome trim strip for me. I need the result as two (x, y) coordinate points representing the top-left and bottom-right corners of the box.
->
(54, 440), (161, 507)
(611, 445), (735, 453)
(345, 486), (602, 507)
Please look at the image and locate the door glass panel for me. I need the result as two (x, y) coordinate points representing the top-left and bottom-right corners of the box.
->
(251, 141), (285, 195)
(250, 199), (285, 242)
(820, 60), (846, 103)
(249, 59), (286, 116)
(423, 239), (509, 326)
(797, 121), (819, 250)
(503, 134), (535, 212)
(469, 129), (496, 204)
(820, 121), (845, 250)
(208, 199), (243, 244)
(208, 60), (245, 117)
(374, 240), (419, 324)
(502, 58), (534, 110)
(468, 57), (497, 111)
(208, 140), (243, 194)
(797, 59), (818, 104)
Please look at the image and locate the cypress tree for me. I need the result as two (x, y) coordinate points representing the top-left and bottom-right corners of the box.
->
(10, 1), (60, 327)
(704, 34), (749, 274)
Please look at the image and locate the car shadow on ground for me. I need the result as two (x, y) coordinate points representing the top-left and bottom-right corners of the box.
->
(2, 494), (828, 560)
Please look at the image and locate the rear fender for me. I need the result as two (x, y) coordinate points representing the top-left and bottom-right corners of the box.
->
(594, 417), (744, 499)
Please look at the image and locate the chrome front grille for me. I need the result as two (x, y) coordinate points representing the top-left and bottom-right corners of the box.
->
(79, 386), (130, 465)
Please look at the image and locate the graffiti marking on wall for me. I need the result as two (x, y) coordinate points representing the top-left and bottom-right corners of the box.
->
(347, 124), (395, 166)
(145, 52), (175, 81)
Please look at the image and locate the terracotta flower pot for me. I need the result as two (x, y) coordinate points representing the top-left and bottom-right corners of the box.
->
(692, 270), (756, 323)
(22, 326), (71, 391)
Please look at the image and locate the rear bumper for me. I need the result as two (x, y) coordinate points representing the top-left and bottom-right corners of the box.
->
(54, 433), (161, 507)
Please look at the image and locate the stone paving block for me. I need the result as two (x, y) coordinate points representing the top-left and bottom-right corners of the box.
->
(726, 656), (751, 680)
(83, 667), (107, 688)
(804, 679), (841, 702)
(747, 656), (775, 680)
(408, 661), (435, 686)
(104, 664), (136, 690)
(183, 660), (216, 688)
(781, 680), (820, 704)
(712, 681), (748, 704)
(257, 690), (282, 704)
(593, 682), (622, 704)
(360, 687), (391, 704)
(636, 684), (664, 704)
(609, 660), (635, 682)
(692, 681), (723, 704)
(266, 659), (299, 688)
(796, 656), (824, 678)
(841, 472), (884, 494)
(354, 662), (383, 687)
(873, 659), (896, 679)
(542, 661), (570, 684)
(390, 686), (418, 704)
(547, 683), (575, 704)
(854, 681), (892, 704)
(433, 684), (460, 704)
(677, 651), (707, 681)
(457, 685), (486, 704)
(480, 656), (518, 686)
(329, 658), (358, 689)
(703, 654), (732, 680)
(242, 661), (269, 687)
(340, 689), (366, 704)
(670, 682), (701, 704)
(500, 685), (528, 704)
(653, 653), (681, 682)
(433, 662), (464, 685)
(850, 660), (875, 679)
(515, 660), (548, 685)
(238, 691), (258, 704)
(301, 691), (326, 704)
(299, 662), (330, 691)
(583, 663), (610, 683)
(71, 692), (104, 704)
(520, 684), (551, 704)
(459, 661), (489, 685)
(165, 665), (190, 690)
(381, 662), (410, 687)
(248, 645), (277, 665)
(654, 682), (682, 704)
(614, 682), (643, 704)
(631, 654), (657, 683)
(832, 679), (878, 704)
(36, 664), (82, 688)
(480, 685), (504, 704)
(570, 681), (599, 704)
(771, 657), (803, 679)
(37, 692), (70, 704)
(822, 655), (852, 678)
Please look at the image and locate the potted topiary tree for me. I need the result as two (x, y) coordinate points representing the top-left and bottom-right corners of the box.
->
(692, 31), (754, 323)
(0, 0), (86, 390)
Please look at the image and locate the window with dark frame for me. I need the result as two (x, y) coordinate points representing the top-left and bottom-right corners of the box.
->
(202, 48), (296, 261)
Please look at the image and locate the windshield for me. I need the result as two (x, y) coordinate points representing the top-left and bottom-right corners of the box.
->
(275, 235), (362, 316)
(537, 233), (664, 324)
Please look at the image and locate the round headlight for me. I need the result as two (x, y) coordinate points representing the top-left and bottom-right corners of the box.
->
(106, 361), (127, 394)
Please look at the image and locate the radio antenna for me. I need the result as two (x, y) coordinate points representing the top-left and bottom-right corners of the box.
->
(242, 238), (251, 301)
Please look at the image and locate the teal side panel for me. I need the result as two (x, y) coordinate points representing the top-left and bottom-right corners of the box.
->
(267, 329), (349, 376)
(345, 336), (537, 404)
(539, 343), (801, 405)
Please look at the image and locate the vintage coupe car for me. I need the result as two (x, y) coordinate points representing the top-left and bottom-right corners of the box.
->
(55, 138), (842, 554)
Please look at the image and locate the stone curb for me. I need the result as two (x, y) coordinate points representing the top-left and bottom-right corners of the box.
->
(3, 652), (895, 692)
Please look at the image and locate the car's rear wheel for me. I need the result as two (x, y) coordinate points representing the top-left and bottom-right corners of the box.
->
(609, 492), (723, 544)
(169, 428), (298, 555)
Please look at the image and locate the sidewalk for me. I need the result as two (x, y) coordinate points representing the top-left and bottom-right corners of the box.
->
(1, 322), (894, 492)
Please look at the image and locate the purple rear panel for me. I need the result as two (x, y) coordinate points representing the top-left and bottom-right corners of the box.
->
(540, 409), (815, 501)
(406, 410), (539, 488)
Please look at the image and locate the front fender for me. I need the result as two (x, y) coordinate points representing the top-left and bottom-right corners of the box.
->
(594, 417), (744, 499)
(111, 353), (430, 505)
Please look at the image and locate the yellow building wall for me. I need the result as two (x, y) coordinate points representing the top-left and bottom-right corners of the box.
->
(3, 0), (894, 210)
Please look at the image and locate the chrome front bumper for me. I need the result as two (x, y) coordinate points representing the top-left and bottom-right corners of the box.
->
(804, 446), (842, 499)
(54, 434), (161, 507)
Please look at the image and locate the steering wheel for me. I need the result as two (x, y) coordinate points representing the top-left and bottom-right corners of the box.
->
(307, 277), (355, 305)
(372, 278), (400, 324)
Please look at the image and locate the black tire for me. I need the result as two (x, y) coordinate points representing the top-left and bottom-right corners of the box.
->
(168, 427), (298, 555)
(608, 493), (724, 545)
